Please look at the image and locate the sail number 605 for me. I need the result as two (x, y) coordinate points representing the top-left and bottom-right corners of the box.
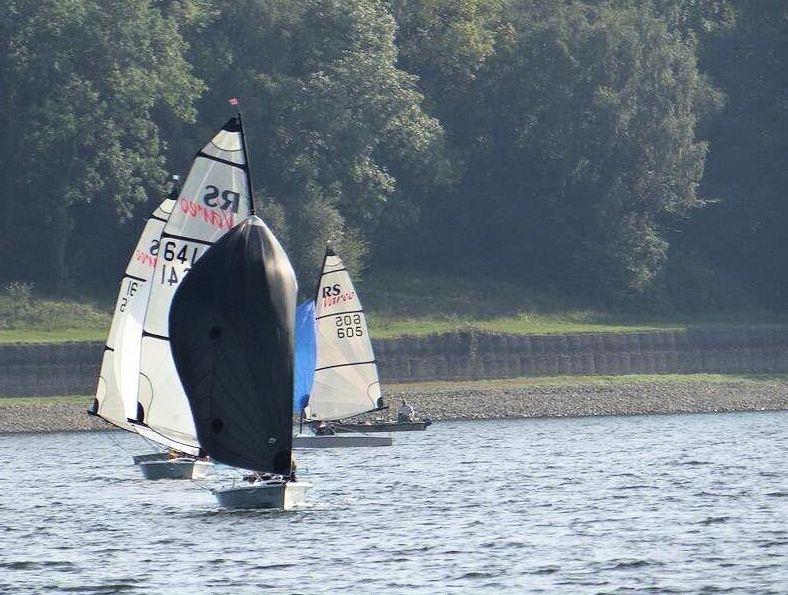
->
(335, 314), (363, 339)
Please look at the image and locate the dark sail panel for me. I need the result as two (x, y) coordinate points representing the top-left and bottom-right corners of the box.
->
(169, 216), (296, 474)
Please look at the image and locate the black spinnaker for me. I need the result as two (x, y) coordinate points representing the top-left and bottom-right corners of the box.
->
(169, 215), (297, 475)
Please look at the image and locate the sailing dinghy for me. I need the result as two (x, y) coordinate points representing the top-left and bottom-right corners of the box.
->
(170, 216), (309, 510)
(89, 179), (212, 477)
(293, 248), (392, 448)
(130, 116), (256, 479)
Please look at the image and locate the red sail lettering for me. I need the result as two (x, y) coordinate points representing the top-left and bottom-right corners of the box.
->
(178, 198), (236, 230)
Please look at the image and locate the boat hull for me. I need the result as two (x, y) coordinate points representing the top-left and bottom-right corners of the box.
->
(330, 420), (431, 433)
(132, 452), (168, 465)
(213, 480), (309, 510)
(293, 434), (392, 448)
(139, 458), (214, 480)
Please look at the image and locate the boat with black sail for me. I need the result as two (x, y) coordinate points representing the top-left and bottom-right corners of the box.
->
(170, 212), (308, 509)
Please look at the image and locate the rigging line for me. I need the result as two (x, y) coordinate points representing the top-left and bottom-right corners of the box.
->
(189, 477), (215, 492)
(140, 434), (167, 452)
(102, 428), (137, 459)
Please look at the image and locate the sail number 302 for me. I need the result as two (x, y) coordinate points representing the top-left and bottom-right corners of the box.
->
(335, 314), (363, 339)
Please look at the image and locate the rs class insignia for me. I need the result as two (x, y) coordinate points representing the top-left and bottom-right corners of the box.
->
(321, 284), (341, 298)
(202, 185), (241, 213)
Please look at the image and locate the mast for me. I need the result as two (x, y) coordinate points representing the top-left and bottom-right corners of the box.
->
(236, 112), (256, 216)
(313, 245), (334, 304)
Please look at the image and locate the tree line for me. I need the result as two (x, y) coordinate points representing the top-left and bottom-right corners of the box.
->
(0, 0), (784, 311)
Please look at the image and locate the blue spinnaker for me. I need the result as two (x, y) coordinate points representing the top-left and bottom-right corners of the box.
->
(294, 300), (316, 413)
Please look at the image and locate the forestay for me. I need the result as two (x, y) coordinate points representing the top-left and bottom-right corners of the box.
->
(136, 118), (252, 452)
(93, 196), (175, 432)
(170, 216), (297, 475)
(305, 248), (381, 420)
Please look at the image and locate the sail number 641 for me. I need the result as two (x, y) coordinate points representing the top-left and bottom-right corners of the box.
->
(335, 314), (363, 339)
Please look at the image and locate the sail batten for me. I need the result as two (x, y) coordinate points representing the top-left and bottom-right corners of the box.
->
(304, 249), (381, 421)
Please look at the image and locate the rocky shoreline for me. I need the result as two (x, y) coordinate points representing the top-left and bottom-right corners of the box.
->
(1, 375), (787, 434)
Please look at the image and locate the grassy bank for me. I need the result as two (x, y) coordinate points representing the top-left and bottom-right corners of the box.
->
(0, 395), (91, 406)
(1, 273), (786, 343)
(0, 284), (110, 344)
(362, 274), (787, 338)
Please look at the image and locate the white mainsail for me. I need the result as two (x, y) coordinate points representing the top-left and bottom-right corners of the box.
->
(305, 248), (381, 420)
(136, 118), (252, 451)
(93, 196), (175, 432)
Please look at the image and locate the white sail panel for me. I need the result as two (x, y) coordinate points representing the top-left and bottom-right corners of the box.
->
(306, 250), (381, 420)
(132, 422), (203, 454)
(94, 197), (175, 431)
(137, 118), (252, 449)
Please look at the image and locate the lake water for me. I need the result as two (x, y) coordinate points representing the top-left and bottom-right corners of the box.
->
(1, 412), (786, 593)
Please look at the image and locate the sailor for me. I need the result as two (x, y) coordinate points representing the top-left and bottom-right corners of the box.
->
(314, 421), (335, 436)
(243, 471), (274, 483)
(289, 455), (298, 482)
(397, 399), (415, 423)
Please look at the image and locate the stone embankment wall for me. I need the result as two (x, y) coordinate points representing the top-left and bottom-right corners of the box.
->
(1, 342), (102, 397)
(1, 327), (787, 397)
(375, 327), (788, 381)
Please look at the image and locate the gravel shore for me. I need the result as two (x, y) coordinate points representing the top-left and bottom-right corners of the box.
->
(380, 378), (788, 421)
(1, 375), (786, 434)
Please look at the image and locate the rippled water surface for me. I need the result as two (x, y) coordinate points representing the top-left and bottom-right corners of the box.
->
(1, 412), (786, 593)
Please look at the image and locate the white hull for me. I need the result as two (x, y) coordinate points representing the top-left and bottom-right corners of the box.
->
(132, 452), (168, 465)
(213, 480), (309, 510)
(293, 434), (392, 448)
(139, 458), (214, 480)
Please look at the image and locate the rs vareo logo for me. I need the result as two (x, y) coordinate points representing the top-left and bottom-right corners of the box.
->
(202, 185), (241, 213)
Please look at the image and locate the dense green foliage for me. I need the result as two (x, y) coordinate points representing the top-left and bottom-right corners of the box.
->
(0, 0), (784, 313)
(0, 0), (203, 288)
